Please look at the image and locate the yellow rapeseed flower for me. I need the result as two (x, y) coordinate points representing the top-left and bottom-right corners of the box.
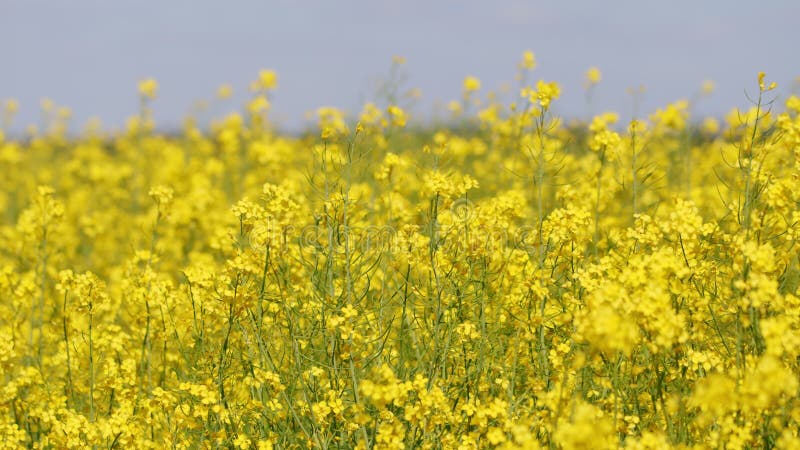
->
(463, 76), (481, 93)
(387, 105), (408, 128)
(701, 79), (715, 95)
(520, 50), (536, 70)
(251, 69), (278, 91)
(585, 66), (602, 85)
(138, 78), (158, 99)
(216, 83), (233, 100)
(758, 71), (777, 92)
(522, 80), (561, 109)
(4, 98), (18, 114)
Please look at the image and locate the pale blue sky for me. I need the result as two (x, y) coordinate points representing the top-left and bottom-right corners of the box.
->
(2, 0), (798, 133)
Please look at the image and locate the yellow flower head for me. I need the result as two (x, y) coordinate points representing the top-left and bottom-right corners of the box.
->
(251, 69), (278, 91)
(216, 84), (233, 100)
(523, 80), (561, 109)
(702, 117), (719, 134)
(519, 50), (536, 70)
(358, 102), (384, 127)
(138, 78), (158, 99)
(387, 105), (408, 128)
(447, 100), (463, 115)
(786, 95), (800, 114)
(148, 185), (174, 207)
(463, 76), (481, 93)
(701, 79), (715, 95)
(4, 98), (18, 114)
(628, 119), (647, 134)
(317, 106), (348, 137)
(589, 112), (619, 133)
(40, 97), (54, 112)
(247, 96), (270, 114)
(585, 66), (602, 85)
(758, 71), (777, 92)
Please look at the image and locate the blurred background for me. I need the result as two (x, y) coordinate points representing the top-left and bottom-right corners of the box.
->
(2, 0), (799, 134)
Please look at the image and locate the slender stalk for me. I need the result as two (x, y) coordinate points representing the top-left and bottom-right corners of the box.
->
(62, 291), (75, 407)
(88, 307), (95, 422)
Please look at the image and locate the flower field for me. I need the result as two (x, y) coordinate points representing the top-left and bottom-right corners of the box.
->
(2, 56), (800, 449)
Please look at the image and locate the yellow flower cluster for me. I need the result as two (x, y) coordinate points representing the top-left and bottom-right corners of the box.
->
(1, 65), (800, 449)
(521, 80), (561, 110)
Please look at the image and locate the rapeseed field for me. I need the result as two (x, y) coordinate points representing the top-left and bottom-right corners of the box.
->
(2, 54), (800, 449)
